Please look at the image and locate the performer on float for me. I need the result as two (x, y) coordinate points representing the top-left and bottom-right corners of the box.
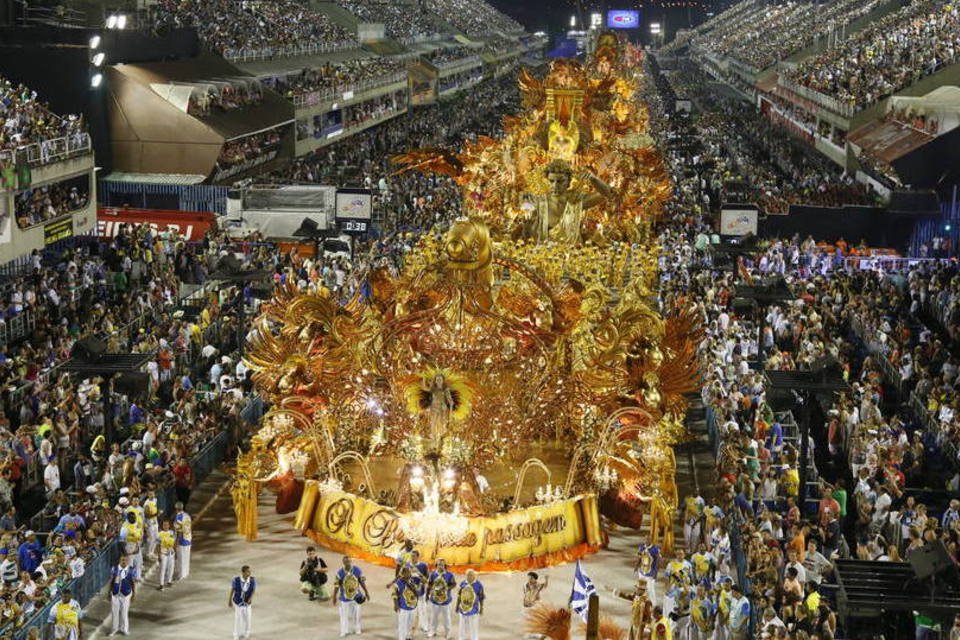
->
(634, 540), (660, 604)
(333, 556), (369, 637)
(456, 569), (484, 640)
(427, 558), (456, 638)
(393, 564), (422, 640)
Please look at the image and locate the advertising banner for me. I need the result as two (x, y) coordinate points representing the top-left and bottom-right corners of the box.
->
(97, 207), (217, 241)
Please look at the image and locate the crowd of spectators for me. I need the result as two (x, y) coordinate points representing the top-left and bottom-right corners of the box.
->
(187, 82), (264, 117)
(14, 181), (89, 229)
(335, 0), (437, 41)
(787, 0), (960, 111)
(0, 221), (274, 634)
(664, 62), (876, 215)
(426, 0), (523, 35)
(690, 0), (886, 71)
(423, 45), (478, 66)
(215, 130), (283, 172)
(648, 54), (960, 637)
(154, 0), (355, 58)
(270, 59), (406, 103)
(1, 77), (87, 160)
(276, 72), (518, 232)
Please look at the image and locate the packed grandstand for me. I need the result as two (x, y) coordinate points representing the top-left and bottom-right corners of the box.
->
(0, 0), (956, 638)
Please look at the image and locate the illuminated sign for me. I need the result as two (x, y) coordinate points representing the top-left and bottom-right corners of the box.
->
(607, 10), (640, 29)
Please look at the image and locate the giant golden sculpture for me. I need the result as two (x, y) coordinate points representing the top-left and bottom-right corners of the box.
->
(232, 34), (698, 568)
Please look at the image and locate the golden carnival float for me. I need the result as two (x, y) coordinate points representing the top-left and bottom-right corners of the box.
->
(231, 33), (701, 571)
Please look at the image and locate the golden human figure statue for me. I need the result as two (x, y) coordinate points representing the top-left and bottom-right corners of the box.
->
(521, 159), (613, 244)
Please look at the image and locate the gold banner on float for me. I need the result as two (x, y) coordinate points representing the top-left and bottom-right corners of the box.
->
(296, 481), (601, 569)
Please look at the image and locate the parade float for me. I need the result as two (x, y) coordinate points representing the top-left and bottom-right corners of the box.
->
(231, 33), (701, 571)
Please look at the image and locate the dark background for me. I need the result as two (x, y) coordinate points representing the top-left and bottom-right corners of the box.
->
(488, 0), (710, 44)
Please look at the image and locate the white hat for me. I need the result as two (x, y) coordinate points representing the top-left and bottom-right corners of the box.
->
(119, 487), (130, 495)
(24, 530), (34, 537)
(131, 441), (142, 451)
(85, 485), (97, 495)
(118, 497), (129, 506)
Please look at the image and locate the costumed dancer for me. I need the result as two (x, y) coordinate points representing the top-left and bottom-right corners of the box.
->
(427, 558), (456, 638)
(143, 488), (160, 559)
(173, 502), (192, 580)
(118, 511), (143, 582)
(684, 494), (706, 551)
(393, 564), (422, 640)
(409, 550), (430, 632)
(610, 578), (653, 640)
(456, 569), (484, 640)
(157, 518), (176, 590)
(47, 589), (83, 640)
(689, 583), (717, 640)
(228, 565), (256, 640)
(635, 541), (661, 605)
(109, 555), (137, 636)
(333, 556), (369, 637)
(522, 572), (548, 609)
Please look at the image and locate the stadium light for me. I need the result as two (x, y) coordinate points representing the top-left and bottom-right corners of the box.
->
(117, 14), (127, 29)
(650, 22), (662, 35)
(105, 14), (117, 29)
(570, 14), (576, 27)
(590, 13), (602, 28)
(91, 73), (103, 88)
(92, 52), (106, 67)
(89, 35), (101, 49)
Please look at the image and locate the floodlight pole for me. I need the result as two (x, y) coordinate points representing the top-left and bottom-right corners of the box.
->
(586, 593), (599, 640)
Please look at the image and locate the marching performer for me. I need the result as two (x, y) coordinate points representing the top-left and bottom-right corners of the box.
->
(333, 556), (369, 637)
(683, 494), (706, 550)
(118, 511), (143, 582)
(109, 554), (137, 636)
(456, 569), (484, 640)
(427, 558), (456, 638)
(635, 541), (660, 604)
(173, 502), (192, 580)
(228, 565), (256, 640)
(689, 583), (717, 640)
(409, 550), (430, 632)
(393, 564), (422, 640)
(47, 588), (82, 640)
(142, 488), (160, 558)
(157, 518), (176, 590)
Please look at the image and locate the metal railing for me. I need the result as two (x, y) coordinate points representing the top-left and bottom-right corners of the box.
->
(223, 40), (358, 62)
(432, 55), (482, 71)
(0, 310), (36, 347)
(0, 133), (92, 170)
(778, 78), (857, 118)
(292, 72), (406, 108)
